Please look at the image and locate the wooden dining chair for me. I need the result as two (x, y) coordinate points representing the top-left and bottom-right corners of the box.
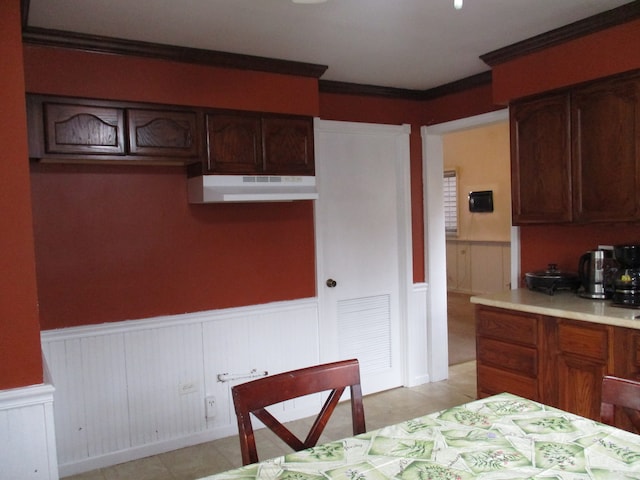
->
(600, 375), (640, 434)
(231, 358), (366, 465)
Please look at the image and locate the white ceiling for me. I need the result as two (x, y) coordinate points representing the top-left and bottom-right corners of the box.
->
(27, 0), (633, 91)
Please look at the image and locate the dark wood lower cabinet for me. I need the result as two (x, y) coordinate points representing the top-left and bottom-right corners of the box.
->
(476, 306), (540, 400)
(552, 319), (611, 420)
(476, 305), (636, 423)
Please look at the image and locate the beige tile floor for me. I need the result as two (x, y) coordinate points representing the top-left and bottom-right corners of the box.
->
(63, 361), (477, 480)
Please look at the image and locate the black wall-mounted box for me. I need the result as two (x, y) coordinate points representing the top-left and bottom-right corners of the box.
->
(468, 190), (493, 212)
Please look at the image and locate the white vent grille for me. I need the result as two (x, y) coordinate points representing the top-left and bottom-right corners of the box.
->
(338, 294), (392, 373)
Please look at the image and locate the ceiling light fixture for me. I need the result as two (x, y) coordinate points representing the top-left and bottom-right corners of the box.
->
(292, 0), (327, 3)
(454, 0), (463, 9)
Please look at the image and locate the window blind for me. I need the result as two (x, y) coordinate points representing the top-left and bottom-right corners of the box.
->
(443, 170), (458, 235)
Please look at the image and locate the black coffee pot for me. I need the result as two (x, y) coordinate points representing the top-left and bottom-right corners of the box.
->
(611, 244), (640, 307)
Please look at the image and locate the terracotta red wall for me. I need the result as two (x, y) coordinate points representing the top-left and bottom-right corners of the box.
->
(26, 40), (498, 330)
(492, 19), (640, 104)
(492, 20), (640, 284)
(319, 83), (499, 282)
(520, 224), (640, 282)
(24, 46), (319, 329)
(25, 17), (637, 331)
(24, 46), (319, 115)
(0, 0), (43, 389)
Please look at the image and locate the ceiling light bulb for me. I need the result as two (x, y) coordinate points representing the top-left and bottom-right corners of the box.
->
(454, 0), (463, 9)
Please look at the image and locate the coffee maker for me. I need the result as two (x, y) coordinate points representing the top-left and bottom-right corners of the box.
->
(612, 244), (640, 308)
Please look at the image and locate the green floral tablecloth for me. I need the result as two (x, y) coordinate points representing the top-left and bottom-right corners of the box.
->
(201, 392), (640, 480)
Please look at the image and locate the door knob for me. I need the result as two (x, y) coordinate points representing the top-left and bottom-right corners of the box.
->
(326, 278), (337, 288)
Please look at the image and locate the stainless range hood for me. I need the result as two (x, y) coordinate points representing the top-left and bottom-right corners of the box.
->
(187, 175), (318, 203)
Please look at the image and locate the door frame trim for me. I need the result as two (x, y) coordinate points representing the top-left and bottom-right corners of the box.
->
(422, 109), (511, 382)
(313, 118), (413, 388)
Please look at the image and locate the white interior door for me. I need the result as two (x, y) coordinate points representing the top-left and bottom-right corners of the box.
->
(314, 119), (411, 395)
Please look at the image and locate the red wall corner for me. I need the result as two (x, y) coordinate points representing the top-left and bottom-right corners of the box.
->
(0, 0), (44, 389)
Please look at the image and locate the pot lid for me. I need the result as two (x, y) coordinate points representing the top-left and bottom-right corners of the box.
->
(526, 263), (578, 279)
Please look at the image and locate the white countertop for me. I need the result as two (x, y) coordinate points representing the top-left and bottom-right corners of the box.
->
(470, 288), (640, 330)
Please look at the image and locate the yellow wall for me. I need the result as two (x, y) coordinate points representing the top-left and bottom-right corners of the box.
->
(443, 122), (511, 242)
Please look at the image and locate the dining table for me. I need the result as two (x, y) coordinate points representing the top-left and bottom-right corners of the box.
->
(198, 392), (640, 480)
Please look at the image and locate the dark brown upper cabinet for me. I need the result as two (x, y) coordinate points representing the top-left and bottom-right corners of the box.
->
(127, 108), (200, 159)
(27, 94), (315, 175)
(262, 115), (314, 175)
(206, 112), (263, 174)
(510, 70), (640, 225)
(203, 112), (314, 176)
(27, 94), (202, 165)
(41, 101), (126, 156)
(510, 93), (572, 224)
(571, 75), (640, 223)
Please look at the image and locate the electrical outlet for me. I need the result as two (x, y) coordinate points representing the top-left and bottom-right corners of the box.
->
(179, 381), (198, 395)
(205, 396), (216, 418)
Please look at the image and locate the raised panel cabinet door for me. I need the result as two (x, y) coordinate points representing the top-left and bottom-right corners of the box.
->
(510, 94), (572, 224)
(612, 327), (640, 432)
(613, 327), (640, 381)
(572, 74), (640, 222)
(262, 116), (314, 175)
(43, 102), (125, 155)
(555, 352), (608, 421)
(128, 109), (200, 158)
(553, 319), (611, 421)
(205, 113), (262, 174)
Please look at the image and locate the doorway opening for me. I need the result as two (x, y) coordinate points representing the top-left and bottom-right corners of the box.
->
(422, 109), (516, 380)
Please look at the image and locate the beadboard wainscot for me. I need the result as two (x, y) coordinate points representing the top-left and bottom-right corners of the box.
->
(0, 381), (58, 479)
(446, 239), (511, 294)
(41, 282), (431, 477)
(41, 298), (320, 477)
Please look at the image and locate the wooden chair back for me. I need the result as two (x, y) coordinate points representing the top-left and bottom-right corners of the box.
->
(600, 375), (640, 434)
(231, 359), (366, 465)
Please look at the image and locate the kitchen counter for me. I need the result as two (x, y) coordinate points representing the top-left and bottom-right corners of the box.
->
(471, 288), (640, 330)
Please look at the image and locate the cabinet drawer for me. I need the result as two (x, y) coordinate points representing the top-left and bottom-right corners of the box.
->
(557, 321), (609, 361)
(476, 307), (538, 346)
(477, 337), (537, 377)
(477, 364), (538, 400)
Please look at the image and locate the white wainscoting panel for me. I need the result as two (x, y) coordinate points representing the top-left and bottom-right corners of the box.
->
(82, 334), (129, 458)
(41, 332), (130, 464)
(126, 324), (205, 447)
(446, 239), (511, 294)
(41, 298), (319, 477)
(0, 383), (58, 480)
(406, 283), (429, 387)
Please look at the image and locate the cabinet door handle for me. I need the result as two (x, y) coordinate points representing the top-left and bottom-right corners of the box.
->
(326, 278), (337, 288)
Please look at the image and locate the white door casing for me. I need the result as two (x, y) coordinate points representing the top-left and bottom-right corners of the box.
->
(422, 109), (511, 382)
(314, 119), (412, 395)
